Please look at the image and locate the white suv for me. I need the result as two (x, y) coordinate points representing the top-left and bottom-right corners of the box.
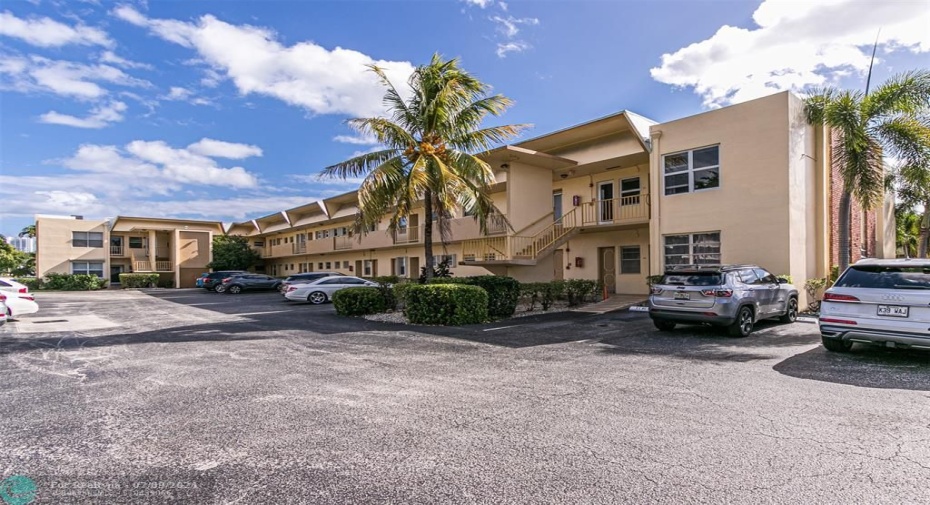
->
(819, 259), (930, 352)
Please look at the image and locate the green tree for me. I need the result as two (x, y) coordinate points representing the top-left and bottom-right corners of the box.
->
(208, 235), (261, 271)
(895, 207), (921, 258)
(0, 235), (28, 275)
(894, 153), (930, 257)
(321, 54), (528, 281)
(19, 224), (36, 238)
(804, 69), (930, 270)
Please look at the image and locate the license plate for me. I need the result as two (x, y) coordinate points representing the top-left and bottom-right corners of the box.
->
(877, 305), (908, 318)
(674, 292), (690, 300)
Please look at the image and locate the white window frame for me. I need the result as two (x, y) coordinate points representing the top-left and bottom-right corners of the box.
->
(395, 257), (407, 277)
(663, 231), (721, 266)
(72, 261), (104, 277)
(662, 145), (720, 195)
(619, 246), (641, 274)
(72, 231), (104, 248)
(620, 177), (641, 205)
(363, 259), (373, 277)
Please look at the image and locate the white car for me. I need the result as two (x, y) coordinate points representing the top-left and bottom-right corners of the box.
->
(0, 278), (30, 294)
(0, 300), (7, 327)
(284, 275), (378, 304)
(1, 291), (39, 320)
(820, 258), (930, 352)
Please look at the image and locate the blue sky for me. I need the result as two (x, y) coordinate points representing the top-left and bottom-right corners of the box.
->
(1, 0), (928, 237)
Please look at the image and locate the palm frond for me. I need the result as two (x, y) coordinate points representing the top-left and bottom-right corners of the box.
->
(320, 149), (399, 179)
(864, 69), (930, 119)
(346, 118), (416, 149)
(450, 125), (531, 153)
(871, 114), (930, 164)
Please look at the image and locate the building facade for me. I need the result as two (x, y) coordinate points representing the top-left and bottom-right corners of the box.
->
(35, 215), (223, 288)
(6, 236), (37, 253)
(229, 91), (894, 306)
(32, 91), (896, 302)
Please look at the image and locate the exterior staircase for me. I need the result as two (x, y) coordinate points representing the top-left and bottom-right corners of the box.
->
(461, 207), (581, 266)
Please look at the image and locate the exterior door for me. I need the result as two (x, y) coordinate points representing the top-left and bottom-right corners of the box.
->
(110, 264), (124, 284)
(598, 182), (614, 223)
(553, 192), (563, 220)
(598, 247), (616, 294)
(553, 249), (564, 281)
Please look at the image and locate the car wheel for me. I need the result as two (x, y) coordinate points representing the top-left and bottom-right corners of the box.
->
(727, 306), (754, 338)
(653, 320), (676, 331)
(308, 291), (327, 305)
(821, 336), (853, 353)
(228, 285), (242, 294)
(214, 285), (226, 293)
(779, 297), (798, 323)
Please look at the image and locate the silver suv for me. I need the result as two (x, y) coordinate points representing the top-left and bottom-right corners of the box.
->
(819, 259), (930, 352)
(648, 264), (799, 337)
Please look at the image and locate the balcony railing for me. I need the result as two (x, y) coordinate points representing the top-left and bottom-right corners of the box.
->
(334, 235), (353, 250)
(133, 260), (173, 272)
(393, 225), (422, 244)
(110, 245), (124, 256)
(580, 195), (650, 225)
(292, 242), (307, 255)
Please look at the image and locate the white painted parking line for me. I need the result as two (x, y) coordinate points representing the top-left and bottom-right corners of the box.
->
(185, 303), (230, 306)
(483, 325), (519, 332)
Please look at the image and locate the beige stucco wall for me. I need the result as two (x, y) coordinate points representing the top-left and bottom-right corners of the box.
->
(36, 217), (109, 278)
(547, 131), (643, 165)
(506, 162), (554, 232)
(650, 92), (793, 272)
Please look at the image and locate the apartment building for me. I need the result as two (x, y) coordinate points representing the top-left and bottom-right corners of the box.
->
(35, 215), (224, 288)
(229, 91), (895, 305)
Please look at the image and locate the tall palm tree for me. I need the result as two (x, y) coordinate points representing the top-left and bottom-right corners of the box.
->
(804, 69), (930, 270)
(322, 54), (528, 280)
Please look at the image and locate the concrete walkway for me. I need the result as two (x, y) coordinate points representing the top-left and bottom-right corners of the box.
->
(574, 294), (645, 314)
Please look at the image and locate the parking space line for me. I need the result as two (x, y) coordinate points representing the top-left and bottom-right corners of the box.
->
(483, 325), (520, 332)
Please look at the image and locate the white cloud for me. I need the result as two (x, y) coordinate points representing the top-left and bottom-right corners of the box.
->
(125, 140), (259, 187)
(461, 0), (493, 7)
(650, 0), (930, 108)
(113, 6), (415, 117)
(187, 138), (263, 159)
(490, 15), (538, 38)
(290, 174), (365, 186)
(333, 134), (379, 145)
(0, 10), (113, 48)
(165, 86), (191, 100)
(99, 50), (152, 70)
(39, 100), (128, 128)
(0, 55), (151, 99)
(496, 41), (530, 58)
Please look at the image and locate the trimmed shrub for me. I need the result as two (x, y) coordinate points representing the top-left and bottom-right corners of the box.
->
(333, 287), (387, 316)
(14, 277), (40, 291)
(405, 284), (488, 325)
(42, 273), (107, 291)
(564, 279), (598, 306)
(120, 273), (160, 288)
(432, 275), (520, 318)
(392, 282), (416, 309)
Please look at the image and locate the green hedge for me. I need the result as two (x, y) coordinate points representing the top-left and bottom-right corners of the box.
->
(405, 284), (488, 325)
(13, 277), (40, 291)
(42, 273), (107, 291)
(520, 281), (566, 311)
(333, 287), (387, 316)
(392, 282), (416, 308)
(119, 273), (160, 288)
(431, 275), (520, 318)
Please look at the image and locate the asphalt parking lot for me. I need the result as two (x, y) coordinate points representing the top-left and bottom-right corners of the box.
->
(1, 289), (929, 504)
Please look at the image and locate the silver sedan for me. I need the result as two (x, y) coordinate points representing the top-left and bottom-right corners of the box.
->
(284, 276), (378, 304)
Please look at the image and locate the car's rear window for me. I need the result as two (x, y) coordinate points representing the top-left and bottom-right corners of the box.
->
(661, 273), (723, 286)
(835, 265), (930, 289)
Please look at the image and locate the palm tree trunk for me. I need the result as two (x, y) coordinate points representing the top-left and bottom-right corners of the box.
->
(423, 188), (434, 282)
(838, 191), (852, 271)
(919, 203), (930, 258)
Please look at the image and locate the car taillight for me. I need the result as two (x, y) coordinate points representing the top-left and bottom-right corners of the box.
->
(21, 295), (34, 301)
(222, 278), (232, 283)
(701, 289), (715, 296)
(0, 294), (5, 302)
(823, 293), (859, 303)
(714, 289), (733, 297)
(18, 287), (27, 293)
(287, 286), (297, 292)
(650, 287), (663, 295)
